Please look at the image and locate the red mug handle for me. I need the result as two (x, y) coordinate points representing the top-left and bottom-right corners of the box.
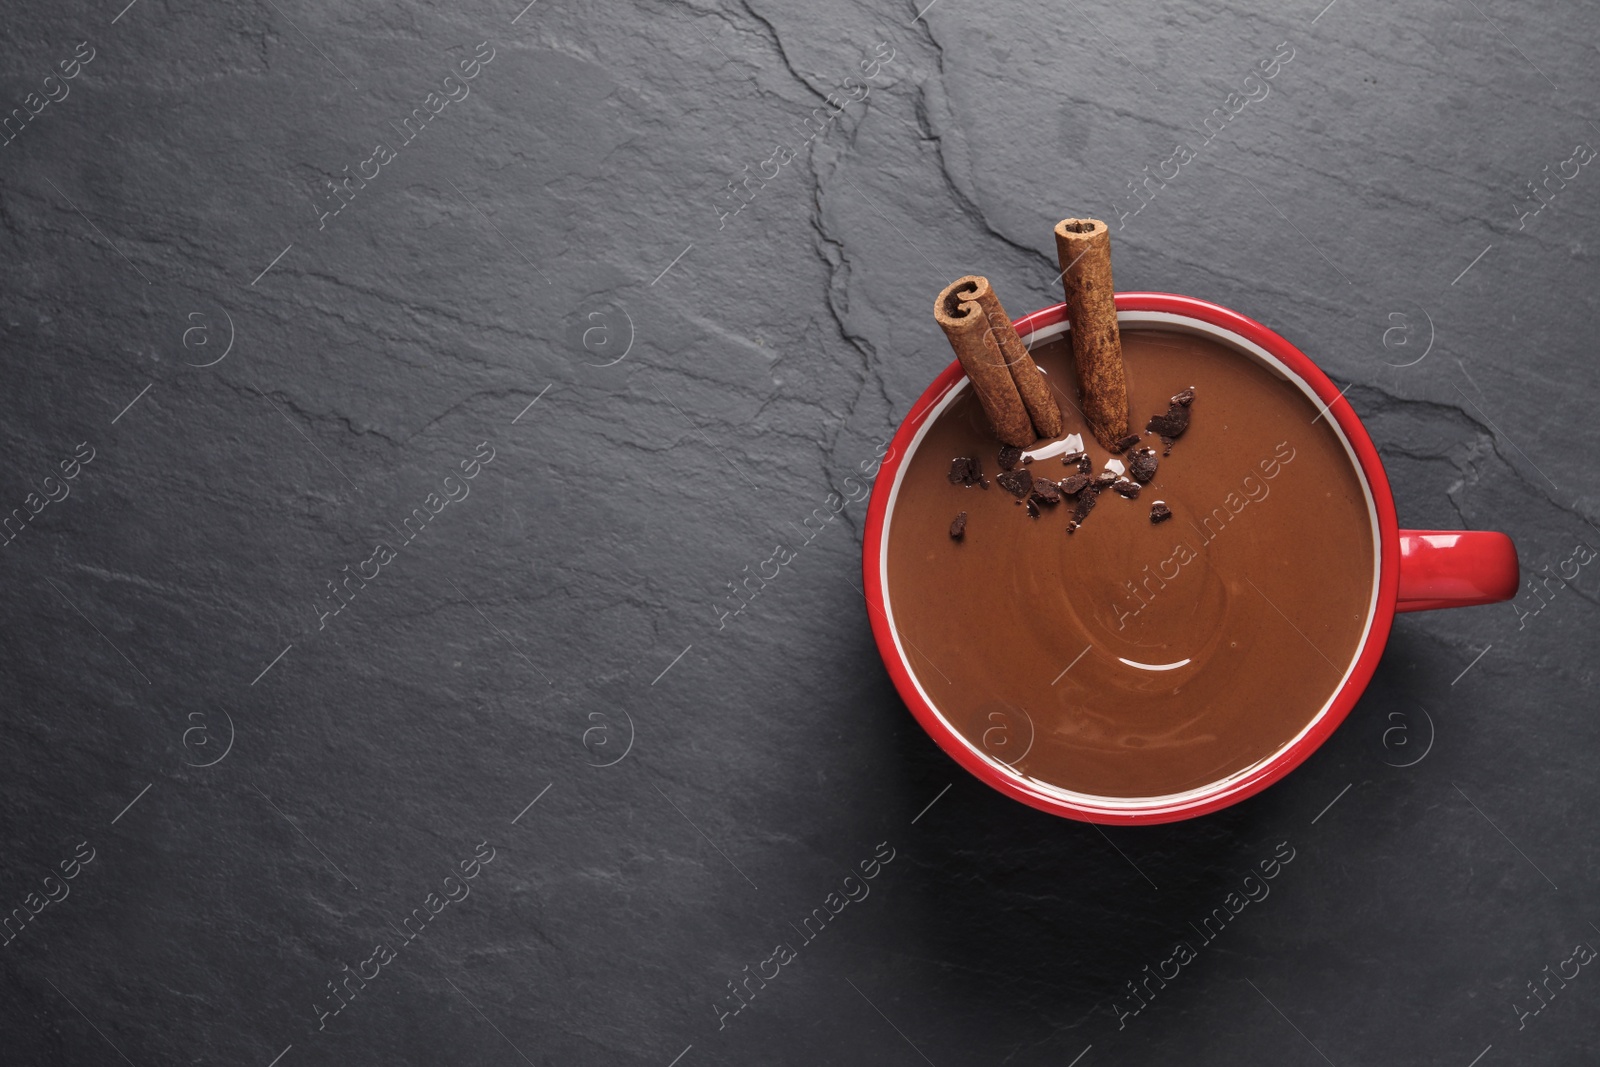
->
(1397, 530), (1519, 613)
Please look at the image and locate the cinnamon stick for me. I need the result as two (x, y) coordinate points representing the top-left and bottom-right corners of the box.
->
(967, 282), (1063, 439)
(1054, 218), (1129, 451)
(934, 275), (1061, 447)
(935, 277), (1032, 446)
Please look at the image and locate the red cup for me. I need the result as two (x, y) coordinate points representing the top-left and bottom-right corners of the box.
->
(862, 293), (1519, 824)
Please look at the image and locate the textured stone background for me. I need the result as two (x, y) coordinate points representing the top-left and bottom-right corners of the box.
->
(2, 0), (1597, 1064)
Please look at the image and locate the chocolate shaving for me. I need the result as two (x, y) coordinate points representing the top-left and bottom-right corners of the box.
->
(1111, 434), (1141, 454)
(1150, 501), (1172, 524)
(1092, 470), (1117, 489)
(950, 512), (967, 539)
(996, 469), (1033, 499)
(1146, 387), (1195, 456)
(948, 456), (982, 486)
(997, 445), (1022, 472)
(1078, 454), (1093, 473)
(1058, 473), (1090, 496)
(1146, 404), (1190, 440)
(1113, 478), (1141, 499)
(1066, 485), (1101, 533)
(1030, 479), (1061, 506)
(1061, 451), (1084, 468)
(1022, 454), (1034, 465)
(1128, 447), (1159, 484)
(1025, 497), (1040, 518)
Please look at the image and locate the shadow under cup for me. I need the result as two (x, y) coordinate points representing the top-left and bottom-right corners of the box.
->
(865, 294), (1400, 825)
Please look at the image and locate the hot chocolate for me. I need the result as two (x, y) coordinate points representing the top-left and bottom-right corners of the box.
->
(883, 324), (1375, 799)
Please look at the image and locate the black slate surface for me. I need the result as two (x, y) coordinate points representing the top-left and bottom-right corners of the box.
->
(2, 0), (1598, 1064)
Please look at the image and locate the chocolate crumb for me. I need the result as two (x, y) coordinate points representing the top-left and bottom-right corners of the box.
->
(1092, 470), (1117, 489)
(1058, 473), (1090, 495)
(1070, 484), (1101, 527)
(1147, 389), (1193, 452)
(1061, 451), (1084, 467)
(1078, 453), (1093, 473)
(1113, 478), (1141, 499)
(1030, 479), (1061, 506)
(1111, 433), (1141, 454)
(1150, 501), (1172, 524)
(1146, 404), (1190, 441)
(1025, 497), (1040, 518)
(1022, 454), (1034, 465)
(978, 476), (991, 489)
(1128, 447), (1159, 484)
(997, 445), (1022, 472)
(996, 468), (1034, 499)
(948, 456), (985, 486)
(950, 512), (967, 539)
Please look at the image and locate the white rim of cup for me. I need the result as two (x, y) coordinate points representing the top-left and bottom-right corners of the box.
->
(878, 309), (1383, 818)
